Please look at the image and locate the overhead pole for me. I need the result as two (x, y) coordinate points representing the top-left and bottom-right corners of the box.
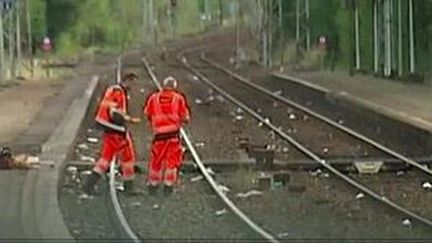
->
(8, 4), (15, 79)
(295, 0), (299, 45)
(16, 0), (21, 76)
(278, 0), (283, 65)
(408, 0), (415, 74)
(397, 0), (402, 77)
(0, 5), (5, 82)
(354, 0), (360, 71)
(26, 0), (33, 77)
(383, 0), (391, 77)
(373, 0), (379, 74)
(305, 0), (310, 51)
(235, 0), (240, 57)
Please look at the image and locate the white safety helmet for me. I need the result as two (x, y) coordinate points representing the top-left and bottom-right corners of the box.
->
(162, 76), (178, 89)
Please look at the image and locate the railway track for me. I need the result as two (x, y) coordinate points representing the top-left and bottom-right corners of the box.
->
(174, 47), (432, 230)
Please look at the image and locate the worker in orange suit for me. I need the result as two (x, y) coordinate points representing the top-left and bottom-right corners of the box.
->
(144, 76), (190, 195)
(83, 72), (141, 196)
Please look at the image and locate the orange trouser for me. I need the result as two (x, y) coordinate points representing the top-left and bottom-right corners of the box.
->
(94, 131), (136, 180)
(148, 137), (183, 186)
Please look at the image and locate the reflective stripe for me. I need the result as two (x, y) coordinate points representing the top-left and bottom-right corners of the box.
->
(96, 118), (126, 133)
(151, 92), (182, 134)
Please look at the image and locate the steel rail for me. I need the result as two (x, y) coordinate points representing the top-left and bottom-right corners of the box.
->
(178, 53), (432, 227)
(142, 56), (279, 243)
(201, 55), (432, 177)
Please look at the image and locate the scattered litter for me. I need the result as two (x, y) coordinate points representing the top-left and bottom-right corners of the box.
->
(193, 75), (199, 81)
(190, 175), (204, 182)
(67, 166), (78, 174)
(289, 114), (297, 120)
(87, 128), (93, 133)
(217, 184), (231, 194)
(355, 193), (365, 199)
(264, 118), (271, 124)
(215, 208), (227, 216)
(130, 202), (142, 207)
(235, 115), (244, 121)
(258, 122), (264, 127)
(422, 182), (432, 190)
(277, 232), (290, 238)
(206, 95), (215, 102)
(273, 90), (282, 96)
(140, 88), (145, 94)
(236, 108), (243, 114)
(235, 190), (263, 198)
(337, 120), (344, 125)
(87, 137), (99, 144)
(81, 170), (92, 176)
(396, 171), (404, 176)
(77, 143), (89, 150)
(215, 95), (225, 102)
(310, 169), (322, 177)
(115, 182), (125, 192)
(321, 173), (330, 178)
(80, 155), (95, 163)
(206, 167), (216, 176)
(402, 219), (412, 227)
(322, 148), (329, 154)
(152, 204), (160, 210)
(282, 147), (289, 153)
(194, 142), (205, 148)
(78, 193), (94, 200)
(181, 57), (187, 63)
(195, 99), (203, 105)
(302, 115), (309, 121)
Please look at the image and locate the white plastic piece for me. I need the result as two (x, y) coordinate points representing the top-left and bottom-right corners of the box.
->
(356, 193), (365, 199)
(190, 175), (204, 182)
(87, 137), (99, 144)
(235, 190), (263, 198)
(422, 182), (432, 189)
(215, 208), (228, 216)
(402, 219), (412, 227)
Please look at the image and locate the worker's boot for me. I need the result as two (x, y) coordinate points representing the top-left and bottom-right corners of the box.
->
(82, 171), (100, 196)
(123, 180), (140, 195)
(147, 184), (159, 196)
(163, 185), (174, 196)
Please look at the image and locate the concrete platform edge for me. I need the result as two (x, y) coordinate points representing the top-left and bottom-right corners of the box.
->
(272, 72), (432, 133)
(21, 76), (99, 240)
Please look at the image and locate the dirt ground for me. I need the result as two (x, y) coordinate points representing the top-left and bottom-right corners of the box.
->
(0, 77), (64, 144)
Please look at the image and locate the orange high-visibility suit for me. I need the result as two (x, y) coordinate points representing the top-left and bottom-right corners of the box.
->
(93, 84), (136, 180)
(144, 89), (190, 186)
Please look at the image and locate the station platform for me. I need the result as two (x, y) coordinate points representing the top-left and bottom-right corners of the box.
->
(273, 70), (432, 133)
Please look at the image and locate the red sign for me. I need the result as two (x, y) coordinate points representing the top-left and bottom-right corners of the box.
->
(41, 37), (52, 52)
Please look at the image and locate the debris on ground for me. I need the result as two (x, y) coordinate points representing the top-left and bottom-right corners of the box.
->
(234, 115), (244, 121)
(1, 147), (43, 170)
(310, 169), (322, 177)
(81, 170), (92, 176)
(215, 208), (227, 216)
(140, 88), (145, 94)
(235, 190), (263, 198)
(215, 95), (225, 103)
(80, 155), (96, 163)
(289, 114), (297, 120)
(206, 167), (216, 176)
(192, 75), (199, 81)
(355, 193), (365, 200)
(78, 193), (94, 200)
(402, 219), (412, 227)
(258, 121), (264, 127)
(130, 202), (142, 207)
(194, 142), (205, 148)
(322, 148), (329, 154)
(272, 102), (278, 108)
(273, 90), (282, 96)
(236, 108), (243, 114)
(282, 147), (289, 153)
(194, 98), (203, 105)
(87, 137), (99, 144)
(152, 204), (160, 210)
(396, 171), (404, 176)
(217, 184), (231, 194)
(277, 232), (290, 238)
(190, 175), (203, 182)
(77, 143), (89, 150)
(422, 182), (432, 190)
(264, 118), (271, 124)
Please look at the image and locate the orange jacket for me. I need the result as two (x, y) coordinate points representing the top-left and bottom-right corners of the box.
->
(144, 89), (190, 135)
(95, 85), (128, 133)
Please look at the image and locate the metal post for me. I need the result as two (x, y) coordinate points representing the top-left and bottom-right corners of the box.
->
(354, 0), (360, 70)
(397, 0), (402, 76)
(26, 0), (33, 77)
(16, 0), (21, 76)
(0, 7), (4, 82)
(295, 0), (300, 44)
(218, 0), (223, 26)
(148, 0), (155, 44)
(167, 1), (174, 39)
(408, 0), (415, 74)
(8, 7), (15, 79)
(278, 0), (283, 65)
(384, 0), (391, 77)
(373, 0), (379, 74)
(235, 0), (240, 56)
(305, 0), (310, 51)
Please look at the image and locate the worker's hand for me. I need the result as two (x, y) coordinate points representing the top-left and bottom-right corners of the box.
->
(130, 117), (141, 124)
